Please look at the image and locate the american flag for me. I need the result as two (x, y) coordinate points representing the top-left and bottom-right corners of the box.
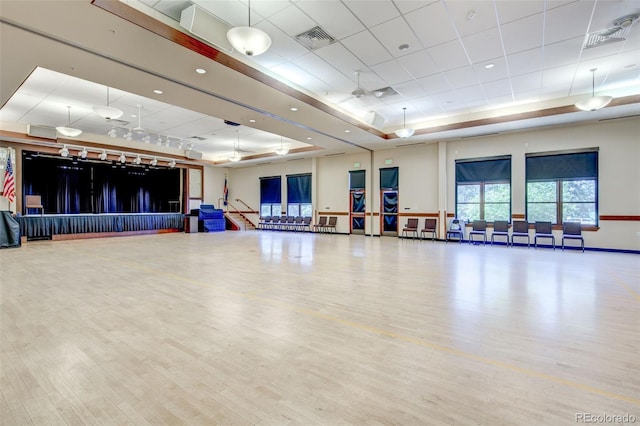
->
(223, 176), (229, 206)
(2, 153), (15, 203)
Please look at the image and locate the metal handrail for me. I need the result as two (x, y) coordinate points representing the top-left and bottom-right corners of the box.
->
(217, 198), (256, 230)
(235, 198), (258, 214)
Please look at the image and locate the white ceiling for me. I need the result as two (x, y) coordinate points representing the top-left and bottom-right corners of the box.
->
(1, 0), (639, 166)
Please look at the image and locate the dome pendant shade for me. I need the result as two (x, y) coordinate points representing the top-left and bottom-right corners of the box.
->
(394, 107), (415, 138)
(575, 68), (613, 111)
(227, 26), (271, 56)
(93, 105), (123, 120)
(94, 87), (123, 120)
(56, 106), (82, 138)
(275, 136), (289, 155)
(395, 128), (415, 138)
(575, 95), (613, 111)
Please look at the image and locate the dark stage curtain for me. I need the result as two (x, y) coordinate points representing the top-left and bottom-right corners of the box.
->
(22, 152), (180, 214)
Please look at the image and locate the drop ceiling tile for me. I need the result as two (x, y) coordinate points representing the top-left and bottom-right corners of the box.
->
(501, 14), (544, 55)
(481, 78), (513, 99)
(342, 30), (393, 67)
(271, 62), (329, 93)
(259, 22), (310, 61)
(416, 74), (452, 95)
(394, 1), (437, 15)
(268, 4), (317, 37)
(511, 72), (543, 94)
(543, 37), (583, 70)
(370, 59), (414, 86)
(397, 51), (439, 79)
(494, 0), (544, 24)
(542, 64), (579, 94)
(445, 0), (498, 37)
(507, 48), (543, 77)
(343, 0), (400, 27)
(292, 53), (355, 92)
(428, 39), (470, 71)
(461, 27), (504, 64)
(296, 0), (365, 40)
(405, 2), (458, 49)
(472, 57), (509, 83)
(544, 1), (594, 45)
(445, 66), (478, 89)
(314, 43), (368, 79)
(370, 16), (423, 57)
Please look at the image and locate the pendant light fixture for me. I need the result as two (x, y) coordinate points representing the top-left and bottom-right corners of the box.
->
(132, 104), (146, 134)
(226, 0), (272, 57)
(229, 131), (242, 162)
(575, 68), (613, 111)
(93, 86), (123, 120)
(394, 107), (415, 138)
(56, 106), (83, 138)
(275, 136), (289, 156)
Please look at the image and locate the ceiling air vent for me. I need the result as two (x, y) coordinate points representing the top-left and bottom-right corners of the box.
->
(295, 26), (336, 50)
(584, 13), (639, 49)
(224, 120), (240, 126)
(372, 86), (398, 99)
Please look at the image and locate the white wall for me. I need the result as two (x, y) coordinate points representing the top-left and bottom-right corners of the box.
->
(203, 118), (640, 251)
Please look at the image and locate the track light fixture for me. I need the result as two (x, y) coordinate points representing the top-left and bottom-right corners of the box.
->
(119, 153), (126, 164)
(79, 147), (88, 159)
(150, 157), (158, 166)
(133, 155), (142, 165)
(99, 150), (108, 161)
(168, 159), (176, 168)
(59, 144), (69, 157)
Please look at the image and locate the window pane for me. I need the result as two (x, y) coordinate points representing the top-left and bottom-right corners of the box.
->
(272, 204), (281, 217)
(260, 204), (271, 217)
(301, 204), (312, 217)
(563, 180), (596, 202)
(485, 203), (510, 221)
(485, 183), (510, 202)
(528, 203), (557, 223)
(287, 204), (300, 216)
(527, 181), (556, 202)
(458, 204), (480, 222)
(457, 184), (480, 202)
(563, 203), (596, 224)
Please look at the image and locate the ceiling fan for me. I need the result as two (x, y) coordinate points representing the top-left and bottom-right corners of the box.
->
(351, 70), (371, 99)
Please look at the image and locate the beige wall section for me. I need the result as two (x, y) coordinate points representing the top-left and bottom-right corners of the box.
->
(203, 118), (640, 251)
(202, 166), (227, 207)
(316, 152), (372, 234)
(224, 159), (313, 215)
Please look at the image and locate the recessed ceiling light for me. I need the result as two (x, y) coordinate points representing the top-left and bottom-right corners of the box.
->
(306, 137), (312, 140)
(249, 119), (256, 123)
(484, 63), (495, 69)
(344, 130), (350, 133)
(290, 107), (299, 111)
(195, 68), (206, 74)
(399, 43), (409, 51)
(153, 89), (163, 94)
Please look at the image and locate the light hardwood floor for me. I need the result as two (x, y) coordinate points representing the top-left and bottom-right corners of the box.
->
(1, 232), (639, 425)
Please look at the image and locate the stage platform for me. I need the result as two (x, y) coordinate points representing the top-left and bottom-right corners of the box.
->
(17, 213), (184, 240)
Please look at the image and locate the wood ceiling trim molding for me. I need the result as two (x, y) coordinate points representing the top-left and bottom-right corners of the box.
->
(409, 94), (640, 138)
(91, 0), (386, 139)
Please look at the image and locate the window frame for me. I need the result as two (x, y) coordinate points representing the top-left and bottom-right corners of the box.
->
(525, 149), (599, 226)
(455, 156), (512, 223)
